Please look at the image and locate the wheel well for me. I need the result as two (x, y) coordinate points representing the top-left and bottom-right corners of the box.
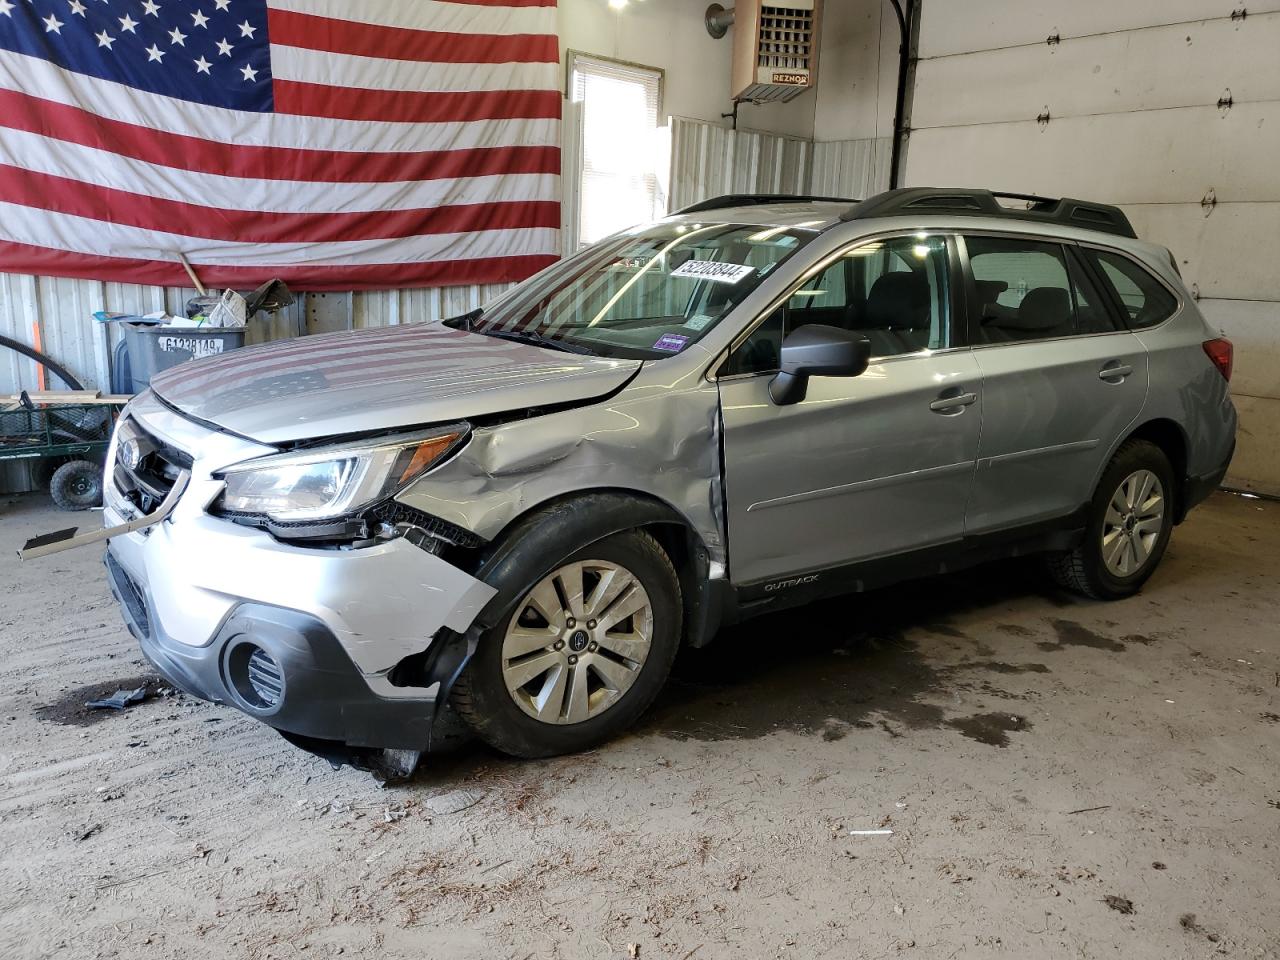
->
(470, 488), (725, 648)
(1123, 419), (1188, 519)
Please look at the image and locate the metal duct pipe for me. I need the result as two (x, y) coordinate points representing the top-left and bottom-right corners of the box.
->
(705, 3), (735, 39)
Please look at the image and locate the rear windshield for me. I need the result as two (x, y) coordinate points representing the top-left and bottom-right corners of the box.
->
(462, 221), (823, 359)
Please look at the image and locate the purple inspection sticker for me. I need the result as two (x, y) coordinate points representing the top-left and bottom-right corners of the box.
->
(653, 333), (690, 353)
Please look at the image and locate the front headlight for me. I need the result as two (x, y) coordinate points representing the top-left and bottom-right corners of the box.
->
(216, 425), (466, 522)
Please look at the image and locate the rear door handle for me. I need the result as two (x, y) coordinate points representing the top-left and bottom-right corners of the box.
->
(930, 391), (978, 414)
(1099, 361), (1134, 383)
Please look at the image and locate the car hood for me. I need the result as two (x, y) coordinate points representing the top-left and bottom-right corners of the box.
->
(147, 323), (642, 445)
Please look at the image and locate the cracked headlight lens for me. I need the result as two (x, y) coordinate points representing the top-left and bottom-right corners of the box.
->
(217, 426), (466, 522)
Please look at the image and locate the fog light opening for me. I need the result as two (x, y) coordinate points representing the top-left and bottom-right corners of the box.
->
(227, 642), (284, 711)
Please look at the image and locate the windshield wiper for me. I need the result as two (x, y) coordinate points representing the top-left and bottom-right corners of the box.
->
(477, 328), (599, 356)
(446, 307), (483, 331)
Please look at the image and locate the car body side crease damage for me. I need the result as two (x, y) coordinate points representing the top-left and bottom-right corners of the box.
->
(394, 350), (729, 573)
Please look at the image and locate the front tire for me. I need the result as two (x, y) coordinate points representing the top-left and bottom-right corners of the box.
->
(1046, 439), (1174, 600)
(452, 530), (681, 758)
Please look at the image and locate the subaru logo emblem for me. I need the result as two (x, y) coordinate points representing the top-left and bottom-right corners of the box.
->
(119, 439), (141, 471)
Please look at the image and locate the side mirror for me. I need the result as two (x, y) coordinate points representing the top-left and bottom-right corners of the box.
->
(768, 324), (871, 405)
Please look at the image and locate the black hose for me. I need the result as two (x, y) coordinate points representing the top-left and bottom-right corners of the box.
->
(0, 333), (85, 391)
(887, 0), (913, 190)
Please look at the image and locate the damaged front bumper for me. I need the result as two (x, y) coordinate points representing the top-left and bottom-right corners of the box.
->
(25, 390), (501, 762)
(101, 498), (496, 752)
(105, 553), (439, 751)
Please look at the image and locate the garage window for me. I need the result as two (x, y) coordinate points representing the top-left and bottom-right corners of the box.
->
(569, 54), (664, 246)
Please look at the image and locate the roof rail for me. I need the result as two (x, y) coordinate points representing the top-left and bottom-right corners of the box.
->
(673, 193), (860, 216)
(840, 187), (1137, 239)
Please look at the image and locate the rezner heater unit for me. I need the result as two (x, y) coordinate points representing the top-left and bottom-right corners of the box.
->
(706, 1), (822, 103)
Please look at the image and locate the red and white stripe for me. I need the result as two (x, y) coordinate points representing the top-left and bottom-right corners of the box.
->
(0, 0), (561, 290)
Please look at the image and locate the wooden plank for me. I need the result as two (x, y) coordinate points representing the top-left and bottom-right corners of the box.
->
(0, 390), (130, 405)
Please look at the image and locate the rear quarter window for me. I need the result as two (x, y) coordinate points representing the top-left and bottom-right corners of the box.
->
(1086, 250), (1179, 329)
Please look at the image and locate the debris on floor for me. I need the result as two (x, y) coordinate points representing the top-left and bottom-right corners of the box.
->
(86, 685), (149, 710)
(34, 674), (165, 727)
(1104, 895), (1135, 915)
(424, 788), (487, 815)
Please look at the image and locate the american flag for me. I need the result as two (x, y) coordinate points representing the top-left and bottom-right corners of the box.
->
(0, 0), (560, 290)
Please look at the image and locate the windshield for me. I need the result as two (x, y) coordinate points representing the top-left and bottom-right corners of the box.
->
(458, 220), (823, 359)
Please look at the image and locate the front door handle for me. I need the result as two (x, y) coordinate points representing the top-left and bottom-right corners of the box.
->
(1098, 361), (1134, 383)
(930, 391), (978, 414)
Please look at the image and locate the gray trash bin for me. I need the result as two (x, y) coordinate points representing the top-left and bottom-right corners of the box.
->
(122, 323), (246, 393)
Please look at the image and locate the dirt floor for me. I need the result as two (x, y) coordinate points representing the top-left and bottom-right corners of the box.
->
(1, 491), (1277, 960)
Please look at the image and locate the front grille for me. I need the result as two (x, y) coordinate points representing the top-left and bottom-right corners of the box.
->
(246, 648), (284, 707)
(114, 418), (193, 513)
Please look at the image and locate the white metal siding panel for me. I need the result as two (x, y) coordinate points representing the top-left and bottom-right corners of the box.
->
(917, 0), (1261, 59)
(810, 138), (892, 198)
(1199, 299), (1280, 402)
(350, 284), (513, 330)
(913, 15), (1280, 130)
(668, 117), (812, 211)
(907, 105), (1279, 205)
(1228, 396), (1280, 495)
(1126, 203), (1280, 304)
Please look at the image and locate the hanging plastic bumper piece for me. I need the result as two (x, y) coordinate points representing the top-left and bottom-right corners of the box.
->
(19, 470), (190, 560)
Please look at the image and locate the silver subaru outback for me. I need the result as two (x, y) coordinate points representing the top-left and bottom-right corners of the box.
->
(42, 188), (1238, 775)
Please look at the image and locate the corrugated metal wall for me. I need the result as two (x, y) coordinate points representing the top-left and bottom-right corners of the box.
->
(669, 118), (889, 207)
(810, 138), (892, 199)
(304, 285), (513, 337)
(668, 117), (813, 210)
(0, 274), (309, 396)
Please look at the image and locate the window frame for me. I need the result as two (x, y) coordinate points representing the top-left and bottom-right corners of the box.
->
(955, 231), (1147, 348)
(565, 51), (666, 248)
(1076, 242), (1185, 332)
(714, 229), (968, 381)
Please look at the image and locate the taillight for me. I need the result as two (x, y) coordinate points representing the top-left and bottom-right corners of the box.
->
(1202, 337), (1233, 381)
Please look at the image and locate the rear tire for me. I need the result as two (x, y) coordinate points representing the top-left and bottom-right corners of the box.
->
(452, 530), (681, 759)
(49, 459), (103, 511)
(1046, 439), (1174, 600)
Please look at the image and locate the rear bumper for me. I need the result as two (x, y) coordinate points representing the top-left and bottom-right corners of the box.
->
(105, 550), (438, 750)
(1182, 436), (1235, 519)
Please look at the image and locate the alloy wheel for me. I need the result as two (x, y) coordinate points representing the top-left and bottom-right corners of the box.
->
(500, 559), (653, 725)
(1101, 468), (1165, 578)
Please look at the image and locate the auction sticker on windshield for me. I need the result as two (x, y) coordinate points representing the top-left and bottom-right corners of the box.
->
(670, 260), (755, 284)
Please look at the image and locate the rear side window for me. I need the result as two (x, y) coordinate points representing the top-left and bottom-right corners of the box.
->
(1085, 250), (1179, 329)
(965, 236), (1117, 344)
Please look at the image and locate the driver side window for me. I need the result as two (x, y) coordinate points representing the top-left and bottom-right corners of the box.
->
(721, 234), (952, 377)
